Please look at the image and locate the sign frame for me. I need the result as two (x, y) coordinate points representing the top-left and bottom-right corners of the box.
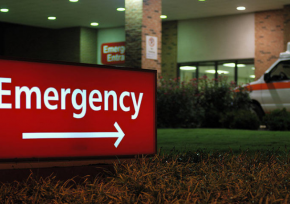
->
(0, 56), (157, 162)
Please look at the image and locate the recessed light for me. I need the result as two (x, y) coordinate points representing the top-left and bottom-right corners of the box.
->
(0, 8), (9, 12)
(48, 16), (56, 20)
(250, 75), (255, 78)
(237, 6), (246, 11)
(180, 66), (196, 70)
(217, 70), (229, 74)
(205, 70), (229, 74)
(69, 0), (79, 2)
(90, 22), (99, 26)
(198, 0), (206, 1)
(117, 8), (125, 11)
(160, 15), (167, 19)
(223, 63), (245, 67)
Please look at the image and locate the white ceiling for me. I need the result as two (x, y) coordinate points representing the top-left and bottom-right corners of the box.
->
(0, 0), (290, 29)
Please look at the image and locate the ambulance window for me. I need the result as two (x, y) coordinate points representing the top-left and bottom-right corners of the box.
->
(269, 60), (290, 81)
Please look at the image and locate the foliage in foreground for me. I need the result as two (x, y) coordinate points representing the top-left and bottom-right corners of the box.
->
(2, 149), (290, 203)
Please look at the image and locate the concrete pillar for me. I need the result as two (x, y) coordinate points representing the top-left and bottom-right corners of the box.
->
(57, 27), (81, 63)
(125, 0), (162, 75)
(57, 27), (97, 64)
(162, 21), (178, 79)
(80, 27), (97, 64)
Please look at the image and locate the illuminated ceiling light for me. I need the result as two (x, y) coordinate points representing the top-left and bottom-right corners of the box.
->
(218, 70), (229, 74)
(237, 64), (245, 67)
(180, 66), (196, 70)
(90, 22), (99, 26)
(117, 8), (125, 11)
(160, 15), (167, 19)
(252, 67), (255, 70)
(250, 75), (255, 78)
(205, 70), (216, 74)
(0, 8), (9, 12)
(205, 70), (229, 74)
(69, 0), (79, 2)
(237, 6), (246, 11)
(199, 0), (206, 1)
(223, 63), (245, 67)
(48, 16), (56, 20)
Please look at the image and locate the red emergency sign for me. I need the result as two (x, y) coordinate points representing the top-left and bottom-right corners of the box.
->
(101, 42), (126, 65)
(0, 58), (156, 160)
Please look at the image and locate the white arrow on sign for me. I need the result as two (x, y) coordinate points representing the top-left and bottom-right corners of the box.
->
(22, 122), (125, 148)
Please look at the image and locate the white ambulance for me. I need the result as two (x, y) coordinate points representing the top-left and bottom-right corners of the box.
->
(248, 42), (290, 119)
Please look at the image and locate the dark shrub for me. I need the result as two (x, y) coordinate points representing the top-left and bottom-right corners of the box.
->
(263, 108), (290, 131)
(157, 78), (204, 128)
(232, 85), (252, 110)
(199, 80), (232, 128)
(157, 75), (252, 128)
(221, 109), (260, 130)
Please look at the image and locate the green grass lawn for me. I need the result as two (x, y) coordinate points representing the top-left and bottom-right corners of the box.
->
(157, 128), (290, 155)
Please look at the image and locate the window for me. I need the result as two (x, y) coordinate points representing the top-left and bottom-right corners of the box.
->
(178, 59), (255, 85)
(218, 61), (235, 82)
(199, 62), (216, 80)
(269, 60), (290, 82)
(179, 65), (196, 82)
(237, 60), (255, 85)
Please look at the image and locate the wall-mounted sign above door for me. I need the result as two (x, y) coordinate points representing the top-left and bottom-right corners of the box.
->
(101, 42), (126, 65)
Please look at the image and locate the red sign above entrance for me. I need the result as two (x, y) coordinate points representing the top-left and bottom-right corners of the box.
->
(0, 58), (156, 160)
(101, 42), (126, 65)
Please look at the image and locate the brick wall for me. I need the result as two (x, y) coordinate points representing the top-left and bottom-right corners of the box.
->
(284, 5), (290, 49)
(125, 0), (143, 68)
(125, 0), (161, 74)
(162, 21), (177, 79)
(141, 0), (162, 75)
(255, 10), (284, 79)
